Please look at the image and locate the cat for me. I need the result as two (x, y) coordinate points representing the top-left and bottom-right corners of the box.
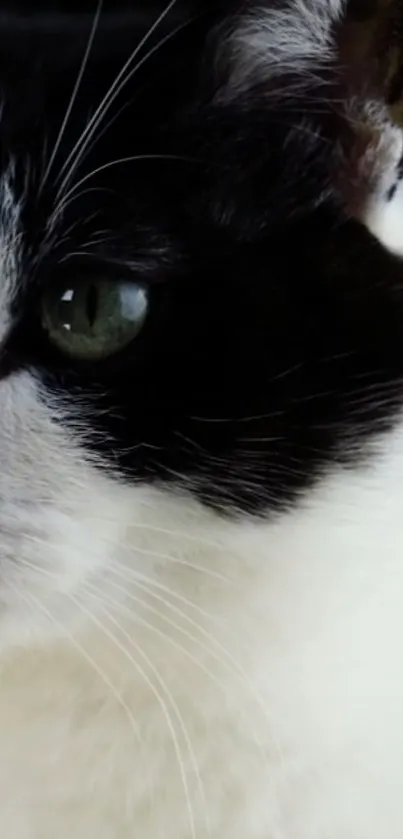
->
(1, 0), (403, 836)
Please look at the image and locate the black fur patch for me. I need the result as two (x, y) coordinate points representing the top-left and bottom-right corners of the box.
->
(3, 0), (403, 515)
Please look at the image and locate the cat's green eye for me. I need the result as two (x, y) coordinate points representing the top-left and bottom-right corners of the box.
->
(41, 276), (149, 361)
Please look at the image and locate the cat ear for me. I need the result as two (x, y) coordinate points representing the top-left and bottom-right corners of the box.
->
(213, 0), (403, 256)
(336, 0), (403, 253)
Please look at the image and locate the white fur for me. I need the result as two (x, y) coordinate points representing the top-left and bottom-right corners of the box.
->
(365, 178), (403, 255)
(2, 368), (403, 837)
(221, 0), (345, 98)
(359, 115), (403, 255)
(0, 165), (21, 335)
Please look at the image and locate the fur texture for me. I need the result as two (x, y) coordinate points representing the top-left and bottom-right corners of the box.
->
(219, 0), (345, 96)
(1, 1), (403, 837)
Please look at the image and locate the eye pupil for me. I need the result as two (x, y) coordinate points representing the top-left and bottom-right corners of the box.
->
(86, 284), (98, 328)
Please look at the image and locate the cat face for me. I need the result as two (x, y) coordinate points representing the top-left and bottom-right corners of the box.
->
(1, 0), (403, 647)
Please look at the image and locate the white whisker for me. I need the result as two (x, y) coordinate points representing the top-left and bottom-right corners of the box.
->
(76, 514), (233, 554)
(109, 564), (282, 762)
(8, 583), (141, 739)
(76, 587), (211, 838)
(7, 577), (164, 836)
(13, 555), (276, 774)
(12, 526), (236, 586)
(189, 412), (284, 424)
(81, 575), (274, 778)
(39, 0), (103, 194)
(114, 560), (224, 621)
(67, 589), (198, 839)
(55, 0), (180, 199)
(114, 543), (237, 586)
(57, 12), (201, 195)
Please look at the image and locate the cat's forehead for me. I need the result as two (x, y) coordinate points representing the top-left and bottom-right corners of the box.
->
(0, 4), (206, 294)
(0, 3), (202, 154)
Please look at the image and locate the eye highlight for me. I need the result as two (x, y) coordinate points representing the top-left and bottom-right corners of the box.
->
(41, 276), (149, 361)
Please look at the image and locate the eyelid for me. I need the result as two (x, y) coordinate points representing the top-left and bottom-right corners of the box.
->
(34, 257), (142, 290)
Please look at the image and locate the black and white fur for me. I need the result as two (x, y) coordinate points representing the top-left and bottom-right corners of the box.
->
(1, 0), (403, 836)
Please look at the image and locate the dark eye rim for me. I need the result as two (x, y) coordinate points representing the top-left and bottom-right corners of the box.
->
(41, 255), (143, 289)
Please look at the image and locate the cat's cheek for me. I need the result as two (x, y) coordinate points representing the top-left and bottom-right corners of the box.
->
(0, 370), (137, 649)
